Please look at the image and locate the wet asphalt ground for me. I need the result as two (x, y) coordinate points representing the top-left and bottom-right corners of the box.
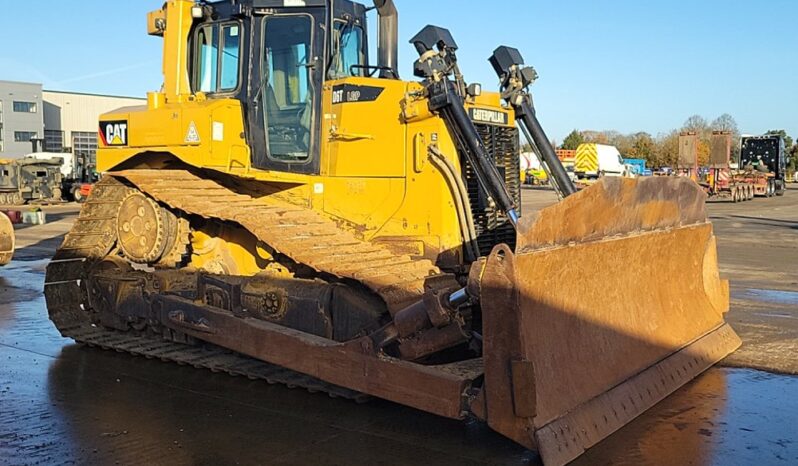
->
(1, 187), (797, 466)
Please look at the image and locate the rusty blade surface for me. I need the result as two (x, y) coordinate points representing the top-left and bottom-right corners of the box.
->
(0, 213), (14, 266)
(478, 177), (741, 466)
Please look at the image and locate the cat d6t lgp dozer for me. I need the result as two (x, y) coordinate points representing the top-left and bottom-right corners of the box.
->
(45, 1), (740, 464)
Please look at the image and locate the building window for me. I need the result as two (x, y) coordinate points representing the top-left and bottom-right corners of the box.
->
(14, 131), (37, 142)
(44, 130), (65, 153)
(13, 101), (38, 113)
(72, 131), (98, 167)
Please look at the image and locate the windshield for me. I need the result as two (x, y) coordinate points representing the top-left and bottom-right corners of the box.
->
(328, 21), (365, 79)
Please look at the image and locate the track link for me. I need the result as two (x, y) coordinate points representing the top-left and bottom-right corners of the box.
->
(60, 323), (367, 401)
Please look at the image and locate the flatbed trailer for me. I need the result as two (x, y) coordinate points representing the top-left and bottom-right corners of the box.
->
(683, 132), (779, 203)
(738, 169), (777, 197)
(703, 167), (755, 202)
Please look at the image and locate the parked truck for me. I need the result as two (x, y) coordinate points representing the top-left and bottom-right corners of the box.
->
(623, 158), (647, 177)
(0, 160), (24, 206)
(574, 143), (626, 179)
(681, 132), (756, 202)
(740, 134), (788, 196)
(29, 151), (99, 202)
(681, 132), (784, 202)
(519, 152), (549, 185)
(17, 157), (64, 203)
(0, 157), (67, 205)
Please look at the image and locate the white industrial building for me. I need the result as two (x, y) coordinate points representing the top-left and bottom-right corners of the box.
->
(41, 90), (145, 160)
(0, 80), (145, 164)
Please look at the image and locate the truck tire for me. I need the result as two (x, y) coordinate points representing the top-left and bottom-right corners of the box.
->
(731, 187), (738, 203)
(747, 185), (754, 200)
(73, 189), (83, 203)
(776, 181), (785, 197)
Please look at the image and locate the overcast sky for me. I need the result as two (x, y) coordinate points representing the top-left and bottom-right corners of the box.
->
(1, 0), (795, 141)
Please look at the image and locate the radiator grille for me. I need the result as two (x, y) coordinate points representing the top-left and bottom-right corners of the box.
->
(463, 123), (521, 257)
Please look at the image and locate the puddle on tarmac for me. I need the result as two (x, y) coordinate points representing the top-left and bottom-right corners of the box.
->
(2, 260), (797, 465)
(574, 368), (798, 466)
(738, 288), (798, 306)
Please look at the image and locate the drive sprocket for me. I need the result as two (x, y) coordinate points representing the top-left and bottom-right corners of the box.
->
(116, 191), (168, 264)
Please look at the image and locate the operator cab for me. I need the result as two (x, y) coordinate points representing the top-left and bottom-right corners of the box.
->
(186, 0), (378, 174)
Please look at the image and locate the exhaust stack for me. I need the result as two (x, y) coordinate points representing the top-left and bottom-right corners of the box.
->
(373, 0), (399, 78)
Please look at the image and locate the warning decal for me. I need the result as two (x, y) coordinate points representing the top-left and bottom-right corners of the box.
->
(185, 121), (201, 144)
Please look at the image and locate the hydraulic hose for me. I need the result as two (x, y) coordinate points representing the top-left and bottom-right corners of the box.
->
(429, 146), (480, 262)
(436, 81), (519, 226)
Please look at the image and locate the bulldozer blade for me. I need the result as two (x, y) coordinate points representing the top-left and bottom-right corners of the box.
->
(475, 177), (741, 465)
(0, 213), (14, 266)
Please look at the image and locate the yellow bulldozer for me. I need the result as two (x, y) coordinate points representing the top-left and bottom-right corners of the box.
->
(45, 1), (740, 464)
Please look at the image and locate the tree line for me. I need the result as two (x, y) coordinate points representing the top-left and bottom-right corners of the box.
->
(553, 114), (797, 170)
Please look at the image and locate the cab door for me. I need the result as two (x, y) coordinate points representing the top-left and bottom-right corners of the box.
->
(248, 10), (325, 175)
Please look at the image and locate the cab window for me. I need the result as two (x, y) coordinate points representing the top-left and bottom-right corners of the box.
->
(329, 21), (365, 79)
(263, 15), (314, 162)
(192, 22), (241, 93)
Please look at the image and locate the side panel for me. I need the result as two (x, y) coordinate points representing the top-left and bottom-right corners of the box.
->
(97, 99), (252, 173)
(319, 78), (461, 263)
(322, 78), (407, 178)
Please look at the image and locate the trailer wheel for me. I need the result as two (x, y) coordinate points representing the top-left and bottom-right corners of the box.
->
(73, 189), (83, 203)
(776, 181), (785, 197)
(731, 188), (738, 203)
(747, 185), (753, 200)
